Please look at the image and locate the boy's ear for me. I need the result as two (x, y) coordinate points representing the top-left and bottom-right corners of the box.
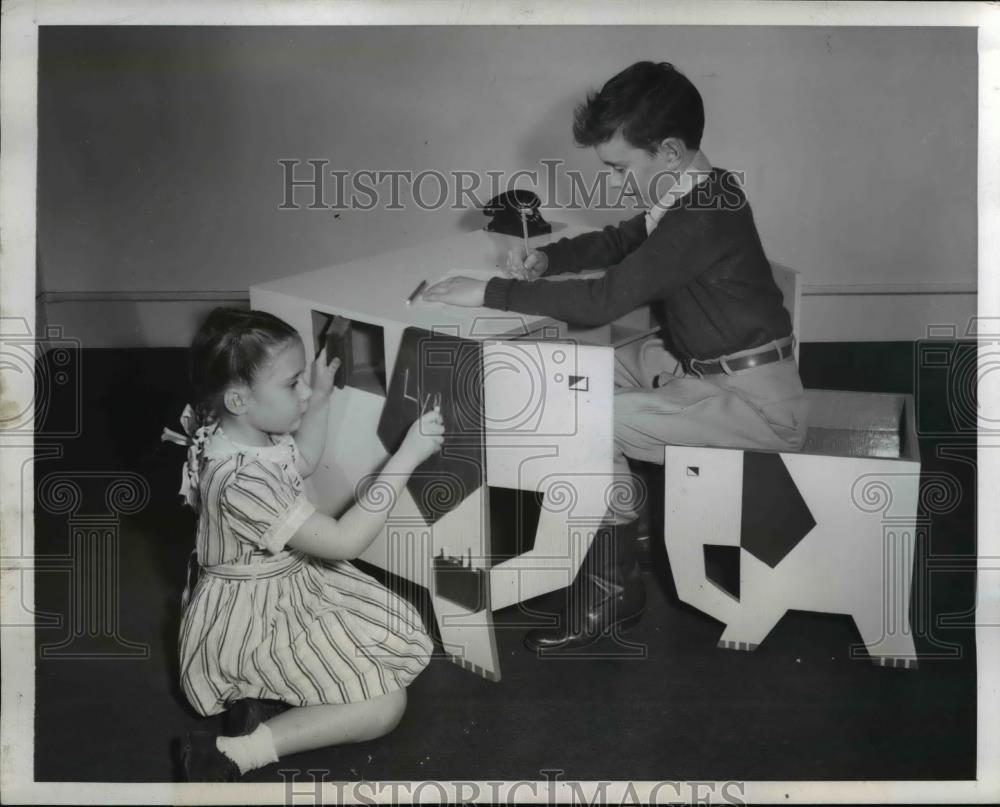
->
(223, 387), (249, 416)
(657, 137), (686, 166)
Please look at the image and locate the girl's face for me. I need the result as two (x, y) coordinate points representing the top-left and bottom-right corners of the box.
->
(245, 339), (312, 435)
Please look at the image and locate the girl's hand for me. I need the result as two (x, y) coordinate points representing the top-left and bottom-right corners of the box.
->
(397, 410), (445, 469)
(504, 246), (548, 280)
(310, 347), (339, 402)
(421, 277), (486, 307)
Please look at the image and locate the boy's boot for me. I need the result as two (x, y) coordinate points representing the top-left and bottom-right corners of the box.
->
(523, 520), (645, 652)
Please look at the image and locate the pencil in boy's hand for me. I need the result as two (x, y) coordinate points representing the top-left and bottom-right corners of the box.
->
(519, 206), (530, 255)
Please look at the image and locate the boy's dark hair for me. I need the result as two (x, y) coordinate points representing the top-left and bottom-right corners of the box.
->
(572, 61), (705, 153)
(189, 307), (300, 425)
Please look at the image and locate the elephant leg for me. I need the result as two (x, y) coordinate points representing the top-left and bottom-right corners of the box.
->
(851, 611), (919, 670)
(716, 604), (786, 652)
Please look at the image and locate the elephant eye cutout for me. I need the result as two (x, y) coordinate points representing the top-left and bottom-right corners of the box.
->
(704, 544), (740, 600)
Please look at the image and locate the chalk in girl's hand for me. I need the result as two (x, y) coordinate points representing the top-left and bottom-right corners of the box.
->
(421, 392), (442, 417)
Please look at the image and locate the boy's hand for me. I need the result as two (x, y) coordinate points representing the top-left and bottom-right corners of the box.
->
(310, 347), (340, 402)
(421, 277), (486, 307)
(397, 410), (445, 469)
(504, 246), (548, 280)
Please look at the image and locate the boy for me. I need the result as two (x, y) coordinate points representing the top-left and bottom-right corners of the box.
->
(423, 61), (807, 652)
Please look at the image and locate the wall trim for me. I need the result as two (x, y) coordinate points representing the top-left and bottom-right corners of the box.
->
(801, 282), (976, 296)
(37, 284), (978, 347)
(37, 281), (978, 306)
(38, 289), (251, 303)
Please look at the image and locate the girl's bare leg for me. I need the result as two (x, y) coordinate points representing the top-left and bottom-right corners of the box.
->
(264, 689), (406, 757)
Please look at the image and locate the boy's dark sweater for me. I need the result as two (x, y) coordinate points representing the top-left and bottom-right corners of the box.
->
(482, 168), (792, 362)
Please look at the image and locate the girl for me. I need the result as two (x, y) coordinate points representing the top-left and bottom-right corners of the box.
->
(164, 307), (442, 781)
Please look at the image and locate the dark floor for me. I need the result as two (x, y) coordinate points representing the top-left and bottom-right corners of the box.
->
(32, 342), (977, 782)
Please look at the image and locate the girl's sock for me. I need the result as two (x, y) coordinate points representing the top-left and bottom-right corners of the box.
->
(216, 723), (279, 775)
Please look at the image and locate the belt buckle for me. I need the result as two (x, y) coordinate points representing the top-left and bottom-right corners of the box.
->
(774, 336), (794, 362)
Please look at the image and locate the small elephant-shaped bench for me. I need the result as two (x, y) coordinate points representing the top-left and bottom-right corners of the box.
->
(663, 389), (927, 669)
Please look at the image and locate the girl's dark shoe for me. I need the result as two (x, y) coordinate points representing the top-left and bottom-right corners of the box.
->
(225, 698), (289, 736)
(180, 731), (241, 782)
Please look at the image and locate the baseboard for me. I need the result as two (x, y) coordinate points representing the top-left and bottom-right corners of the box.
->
(37, 286), (977, 348)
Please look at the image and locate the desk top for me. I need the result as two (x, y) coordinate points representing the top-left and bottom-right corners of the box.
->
(251, 226), (588, 340)
(252, 223), (658, 345)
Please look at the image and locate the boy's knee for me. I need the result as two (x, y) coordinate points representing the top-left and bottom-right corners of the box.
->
(613, 392), (653, 449)
(613, 390), (643, 425)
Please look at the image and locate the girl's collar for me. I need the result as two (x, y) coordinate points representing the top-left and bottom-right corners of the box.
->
(204, 423), (292, 460)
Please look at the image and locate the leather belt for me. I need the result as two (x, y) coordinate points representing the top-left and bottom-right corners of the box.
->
(687, 339), (795, 376)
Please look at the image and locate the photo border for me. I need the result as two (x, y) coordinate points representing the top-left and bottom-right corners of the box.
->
(2, 1), (997, 803)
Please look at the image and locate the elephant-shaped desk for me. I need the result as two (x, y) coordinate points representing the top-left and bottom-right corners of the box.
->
(250, 228), (625, 681)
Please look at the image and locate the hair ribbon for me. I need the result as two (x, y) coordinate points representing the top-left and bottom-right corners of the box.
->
(160, 404), (213, 509)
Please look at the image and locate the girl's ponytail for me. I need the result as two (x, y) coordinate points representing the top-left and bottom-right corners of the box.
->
(192, 400), (217, 431)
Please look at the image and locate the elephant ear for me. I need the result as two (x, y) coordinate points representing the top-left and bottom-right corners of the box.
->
(740, 452), (816, 567)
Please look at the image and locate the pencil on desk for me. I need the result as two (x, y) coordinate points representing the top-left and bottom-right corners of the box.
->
(406, 279), (428, 306)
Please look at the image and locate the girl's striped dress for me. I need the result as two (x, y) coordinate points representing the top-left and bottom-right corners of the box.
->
(178, 426), (434, 716)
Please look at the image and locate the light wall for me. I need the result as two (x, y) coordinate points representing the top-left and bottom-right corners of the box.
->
(37, 26), (977, 346)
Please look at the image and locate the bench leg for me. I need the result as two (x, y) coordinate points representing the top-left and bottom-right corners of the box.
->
(853, 611), (919, 669)
(716, 603), (786, 652)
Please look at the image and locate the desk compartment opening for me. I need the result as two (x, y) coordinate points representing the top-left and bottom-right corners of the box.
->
(311, 310), (387, 397)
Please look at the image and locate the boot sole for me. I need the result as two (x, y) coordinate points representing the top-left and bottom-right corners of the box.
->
(524, 608), (645, 653)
